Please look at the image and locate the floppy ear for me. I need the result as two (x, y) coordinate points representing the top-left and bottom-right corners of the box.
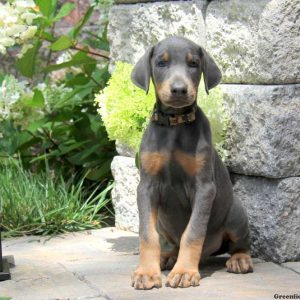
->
(200, 47), (222, 95)
(131, 46), (154, 94)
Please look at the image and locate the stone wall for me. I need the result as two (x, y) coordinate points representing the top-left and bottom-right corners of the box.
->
(107, 0), (300, 263)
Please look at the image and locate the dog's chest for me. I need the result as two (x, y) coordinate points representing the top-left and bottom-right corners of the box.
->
(140, 150), (205, 179)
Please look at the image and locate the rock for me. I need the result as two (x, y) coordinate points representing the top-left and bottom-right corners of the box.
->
(108, 1), (206, 66)
(111, 156), (139, 232)
(222, 84), (300, 178)
(232, 174), (300, 263)
(116, 0), (169, 3)
(206, 0), (300, 84)
(116, 140), (136, 157)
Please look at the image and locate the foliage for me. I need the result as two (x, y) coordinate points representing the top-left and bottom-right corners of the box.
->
(0, 158), (114, 238)
(95, 62), (155, 152)
(0, 0), (116, 238)
(95, 62), (229, 159)
(0, 75), (73, 125)
(0, 73), (116, 181)
(0, 0), (116, 182)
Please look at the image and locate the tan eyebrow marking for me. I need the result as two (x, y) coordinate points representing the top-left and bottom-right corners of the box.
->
(162, 52), (169, 61)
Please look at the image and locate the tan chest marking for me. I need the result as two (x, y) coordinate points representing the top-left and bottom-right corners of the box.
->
(140, 151), (170, 175)
(174, 150), (206, 177)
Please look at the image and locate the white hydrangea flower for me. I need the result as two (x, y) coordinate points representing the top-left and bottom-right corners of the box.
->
(20, 12), (37, 25)
(0, 45), (6, 55)
(16, 0), (36, 8)
(0, 37), (15, 47)
(0, 1), (39, 58)
(5, 24), (27, 37)
(0, 75), (31, 121)
(20, 25), (37, 40)
(0, 75), (79, 126)
(56, 52), (73, 64)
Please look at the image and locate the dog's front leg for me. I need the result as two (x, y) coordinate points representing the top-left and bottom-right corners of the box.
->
(166, 181), (216, 288)
(131, 182), (162, 290)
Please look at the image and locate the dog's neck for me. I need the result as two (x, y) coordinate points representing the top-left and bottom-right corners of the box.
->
(151, 100), (198, 126)
(155, 100), (197, 115)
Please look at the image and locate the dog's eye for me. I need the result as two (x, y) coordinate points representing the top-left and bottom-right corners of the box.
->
(188, 61), (199, 68)
(157, 60), (168, 67)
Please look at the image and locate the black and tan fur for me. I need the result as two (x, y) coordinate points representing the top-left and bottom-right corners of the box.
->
(130, 36), (253, 290)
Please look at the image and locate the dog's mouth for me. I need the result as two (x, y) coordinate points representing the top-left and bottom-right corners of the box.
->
(161, 95), (195, 108)
(156, 81), (196, 108)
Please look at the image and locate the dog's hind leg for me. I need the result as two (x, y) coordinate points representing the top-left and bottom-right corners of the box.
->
(158, 225), (179, 270)
(224, 198), (254, 274)
(160, 248), (178, 271)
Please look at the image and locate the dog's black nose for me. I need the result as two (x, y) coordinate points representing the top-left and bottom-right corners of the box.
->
(170, 81), (187, 96)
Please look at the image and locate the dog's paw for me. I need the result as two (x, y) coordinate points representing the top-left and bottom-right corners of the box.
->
(226, 252), (254, 274)
(131, 267), (162, 290)
(166, 267), (201, 288)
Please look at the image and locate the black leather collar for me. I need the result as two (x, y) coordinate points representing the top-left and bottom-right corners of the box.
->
(151, 101), (197, 126)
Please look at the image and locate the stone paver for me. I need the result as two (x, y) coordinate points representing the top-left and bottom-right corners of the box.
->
(281, 262), (300, 275)
(0, 228), (299, 300)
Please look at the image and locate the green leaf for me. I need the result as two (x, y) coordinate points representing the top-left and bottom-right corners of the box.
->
(53, 3), (75, 21)
(93, 65), (110, 87)
(16, 134), (40, 152)
(28, 89), (45, 108)
(64, 86), (94, 103)
(69, 6), (94, 39)
(27, 118), (48, 133)
(83, 58), (96, 75)
(40, 31), (55, 42)
(49, 35), (73, 51)
(44, 51), (96, 72)
(78, 144), (100, 161)
(30, 150), (61, 163)
(59, 141), (87, 155)
(34, 0), (57, 18)
(66, 74), (90, 86)
(16, 40), (41, 78)
(86, 161), (111, 181)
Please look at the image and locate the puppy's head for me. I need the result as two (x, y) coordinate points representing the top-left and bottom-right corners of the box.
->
(131, 36), (222, 108)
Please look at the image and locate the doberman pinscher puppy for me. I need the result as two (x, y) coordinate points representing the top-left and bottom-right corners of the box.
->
(130, 36), (253, 290)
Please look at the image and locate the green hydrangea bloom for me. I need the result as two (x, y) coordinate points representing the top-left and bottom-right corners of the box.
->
(95, 62), (155, 152)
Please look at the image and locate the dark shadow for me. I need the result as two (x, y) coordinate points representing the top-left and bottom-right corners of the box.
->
(162, 255), (229, 278)
(106, 236), (139, 254)
(107, 236), (228, 278)
(200, 255), (229, 278)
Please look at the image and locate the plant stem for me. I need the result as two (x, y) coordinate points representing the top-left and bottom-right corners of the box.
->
(72, 45), (109, 59)
(44, 24), (56, 79)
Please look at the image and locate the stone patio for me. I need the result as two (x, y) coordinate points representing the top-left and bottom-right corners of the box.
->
(0, 228), (299, 300)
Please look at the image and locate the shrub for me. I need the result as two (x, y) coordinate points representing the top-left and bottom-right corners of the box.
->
(0, 73), (116, 181)
(0, 159), (113, 238)
(0, 1), (116, 182)
(0, 0), (116, 237)
(95, 62), (155, 151)
(95, 62), (229, 159)
(0, 75), (74, 126)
